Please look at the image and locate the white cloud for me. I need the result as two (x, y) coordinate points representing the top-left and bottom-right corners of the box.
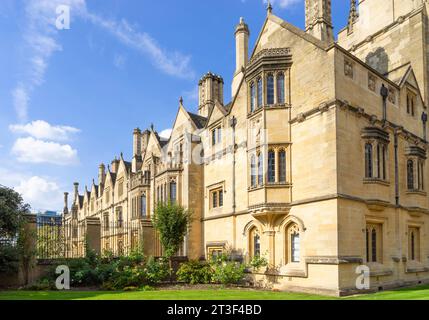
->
(9, 120), (80, 141)
(11, 137), (79, 165)
(159, 129), (172, 139)
(15, 176), (63, 211)
(0, 168), (64, 211)
(263, 0), (301, 9)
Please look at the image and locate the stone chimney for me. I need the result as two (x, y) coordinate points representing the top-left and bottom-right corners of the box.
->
(98, 163), (106, 186)
(73, 182), (79, 203)
(198, 72), (224, 117)
(133, 128), (142, 157)
(232, 17), (249, 98)
(305, 0), (334, 43)
(111, 158), (120, 174)
(63, 192), (69, 215)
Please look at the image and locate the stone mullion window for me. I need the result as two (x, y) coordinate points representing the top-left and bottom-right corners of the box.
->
(274, 148), (280, 183)
(365, 223), (383, 263)
(277, 72), (285, 104)
(407, 159), (415, 191)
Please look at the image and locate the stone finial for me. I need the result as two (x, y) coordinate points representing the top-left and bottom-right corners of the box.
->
(267, 0), (273, 15)
(347, 0), (358, 33)
(179, 96), (183, 105)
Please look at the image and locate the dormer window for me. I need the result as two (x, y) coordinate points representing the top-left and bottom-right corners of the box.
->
(407, 91), (416, 116)
(211, 126), (222, 146)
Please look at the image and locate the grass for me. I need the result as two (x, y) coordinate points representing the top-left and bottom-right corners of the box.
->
(0, 285), (428, 300)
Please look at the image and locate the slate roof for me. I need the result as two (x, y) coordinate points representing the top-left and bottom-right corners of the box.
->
(188, 112), (208, 129)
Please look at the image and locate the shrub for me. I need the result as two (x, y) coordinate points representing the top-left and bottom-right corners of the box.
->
(210, 253), (246, 285)
(249, 254), (269, 271)
(177, 260), (212, 284)
(0, 244), (19, 274)
(144, 257), (169, 285)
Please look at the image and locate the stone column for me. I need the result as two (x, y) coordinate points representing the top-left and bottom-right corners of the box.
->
(22, 214), (37, 285)
(264, 230), (276, 266)
(85, 218), (101, 255)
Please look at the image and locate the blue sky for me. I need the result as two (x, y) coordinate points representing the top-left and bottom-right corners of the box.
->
(0, 0), (350, 212)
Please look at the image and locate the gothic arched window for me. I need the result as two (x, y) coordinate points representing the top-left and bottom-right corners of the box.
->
(266, 74), (274, 105)
(257, 78), (263, 108)
(279, 149), (286, 183)
(249, 227), (260, 258)
(286, 224), (300, 263)
(268, 150), (275, 183)
(407, 159), (414, 190)
(277, 73), (285, 104)
(365, 143), (373, 178)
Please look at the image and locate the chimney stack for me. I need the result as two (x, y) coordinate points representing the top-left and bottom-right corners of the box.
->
(305, 0), (334, 43)
(73, 182), (79, 202)
(232, 17), (249, 98)
(63, 192), (69, 215)
(98, 163), (106, 186)
(198, 72), (224, 117)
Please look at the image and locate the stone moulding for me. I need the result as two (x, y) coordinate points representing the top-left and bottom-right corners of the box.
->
(361, 126), (390, 143)
(405, 146), (427, 159)
(305, 256), (363, 265)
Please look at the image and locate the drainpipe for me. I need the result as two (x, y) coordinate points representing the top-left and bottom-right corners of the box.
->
(422, 112), (427, 141)
(380, 84), (388, 122)
(230, 116), (237, 252)
(230, 116), (237, 213)
(394, 130), (399, 206)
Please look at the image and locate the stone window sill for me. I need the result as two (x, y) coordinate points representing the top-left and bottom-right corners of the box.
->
(266, 182), (292, 188)
(406, 190), (427, 196)
(363, 178), (390, 186)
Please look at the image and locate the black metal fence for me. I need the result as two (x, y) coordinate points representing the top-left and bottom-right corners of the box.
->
(100, 221), (144, 257)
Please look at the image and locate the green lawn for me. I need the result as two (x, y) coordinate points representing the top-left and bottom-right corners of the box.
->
(0, 285), (428, 300)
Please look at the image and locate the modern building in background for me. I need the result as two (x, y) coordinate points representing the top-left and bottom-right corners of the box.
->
(63, 0), (429, 295)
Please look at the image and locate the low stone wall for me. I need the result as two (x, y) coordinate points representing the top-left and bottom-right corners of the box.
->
(0, 261), (54, 289)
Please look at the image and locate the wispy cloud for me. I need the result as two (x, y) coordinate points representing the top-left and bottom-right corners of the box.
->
(182, 86), (199, 105)
(12, 0), (195, 121)
(9, 120), (80, 142)
(262, 0), (302, 9)
(12, 0), (86, 122)
(85, 14), (195, 79)
(12, 137), (79, 165)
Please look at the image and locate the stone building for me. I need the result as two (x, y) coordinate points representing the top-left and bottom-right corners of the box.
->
(63, 0), (429, 295)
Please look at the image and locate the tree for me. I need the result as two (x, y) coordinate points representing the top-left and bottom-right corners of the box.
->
(152, 202), (192, 258)
(0, 185), (31, 275)
(0, 185), (30, 239)
(152, 202), (192, 281)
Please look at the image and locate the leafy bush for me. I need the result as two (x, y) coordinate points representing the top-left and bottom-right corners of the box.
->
(0, 244), (19, 274)
(249, 254), (269, 271)
(209, 253), (246, 285)
(177, 260), (212, 284)
(144, 257), (170, 285)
